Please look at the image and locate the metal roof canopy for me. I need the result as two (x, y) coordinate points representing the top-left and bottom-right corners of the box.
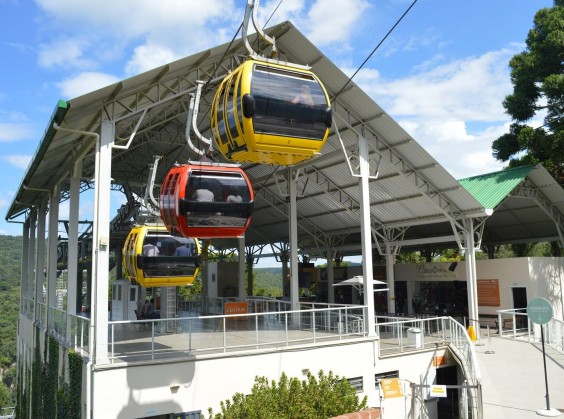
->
(6, 21), (564, 257)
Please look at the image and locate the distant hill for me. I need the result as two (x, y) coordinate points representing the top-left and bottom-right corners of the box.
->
(0, 235), (22, 369)
(253, 267), (282, 296)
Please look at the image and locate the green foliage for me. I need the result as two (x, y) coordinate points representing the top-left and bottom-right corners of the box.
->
(45, 336), (59, 418)
(208, 370), (367, 419)
(492, 1), (564, 185)
(252, 268), (282, 297)
(0, 381), (13, 412)
(396, 251), (426, 264)
(31, 328), (44, 418)
(0, 236), (22, 370)
(68, 351), (83, 419)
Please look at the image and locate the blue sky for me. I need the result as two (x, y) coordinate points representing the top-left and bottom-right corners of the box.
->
(0, 0), (553, 241)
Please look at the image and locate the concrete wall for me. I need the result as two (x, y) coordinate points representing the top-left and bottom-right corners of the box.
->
(90, 341), (451, 418)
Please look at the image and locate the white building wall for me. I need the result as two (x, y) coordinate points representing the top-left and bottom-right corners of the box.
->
(474, 258), (530, 316)
(90, 340), (449, 418)
(528, 257), (564, 320)
(393, 257), (564, 320)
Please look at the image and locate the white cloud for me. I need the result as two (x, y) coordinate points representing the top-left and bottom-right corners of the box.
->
(357, 48), (518, 123)
(0, 123), (34, 142)
(305, 0), (371, 46)
(342, 46), (526, 179)
(38, 37), (94, 69)
(36, 0), (239, 75)
(124, 44), (179, 76)
(4, 155), (31, 169)
(56, 72), (121, 99)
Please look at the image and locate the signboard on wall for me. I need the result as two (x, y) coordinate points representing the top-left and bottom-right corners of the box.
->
(380, 378), (403, 399)
(415, 262), (459, 279)
(477, 279), (500, 307)
(224, 302), (248, 315)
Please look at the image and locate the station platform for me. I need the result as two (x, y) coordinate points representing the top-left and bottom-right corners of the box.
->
(475, 335), (564, 418)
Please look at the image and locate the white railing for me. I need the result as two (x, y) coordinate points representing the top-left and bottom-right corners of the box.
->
(177, 295), (293, 316)
(107, 305), (367, 362)
(48, 307), (91, 356)
(498, 308), (564, 354)
(496, 308), (529, 339)
(376, 316), (481, 385)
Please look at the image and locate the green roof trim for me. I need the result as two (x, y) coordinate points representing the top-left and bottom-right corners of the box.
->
(458, 165), (536, 209)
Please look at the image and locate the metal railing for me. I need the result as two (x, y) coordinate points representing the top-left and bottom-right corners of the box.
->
(376, 316), (481, 384)
(496, 308), (529, 339)
(498, 308), (564, 353)
(48, 307), (91, 356)
(107, 305), (367, 362)
(177, 295), (292, 316)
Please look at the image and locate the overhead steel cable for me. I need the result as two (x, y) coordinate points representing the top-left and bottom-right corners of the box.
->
(332, 0), (419, 103)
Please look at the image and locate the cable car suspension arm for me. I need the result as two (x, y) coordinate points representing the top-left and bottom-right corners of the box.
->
(142, 155), (162, 217)
(185, 80), (213, 156)
(242, 0), (277, 58)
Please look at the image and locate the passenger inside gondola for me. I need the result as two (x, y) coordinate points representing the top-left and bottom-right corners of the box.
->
(142, 239), (159, 256)
(291, 84), (314, 106)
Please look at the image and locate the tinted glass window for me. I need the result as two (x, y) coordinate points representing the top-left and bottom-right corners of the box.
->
(251, 66), (329, 140)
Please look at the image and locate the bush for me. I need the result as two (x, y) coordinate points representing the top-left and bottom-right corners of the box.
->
(208, 370), (367, 419)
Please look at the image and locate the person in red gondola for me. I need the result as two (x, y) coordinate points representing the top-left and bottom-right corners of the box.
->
(192, 186), (214, 202)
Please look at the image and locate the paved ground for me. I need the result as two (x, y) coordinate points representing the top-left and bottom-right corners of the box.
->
(475, 334), (564, 418)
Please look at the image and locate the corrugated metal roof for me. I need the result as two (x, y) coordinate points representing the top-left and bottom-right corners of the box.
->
(5, 22), (564, 255)
(459, 165), (535, 209)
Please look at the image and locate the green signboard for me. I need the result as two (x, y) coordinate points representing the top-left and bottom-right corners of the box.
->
(527, 297), (553, 325)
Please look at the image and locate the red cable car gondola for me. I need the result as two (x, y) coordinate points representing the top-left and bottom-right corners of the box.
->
(160, 162), (254, 238)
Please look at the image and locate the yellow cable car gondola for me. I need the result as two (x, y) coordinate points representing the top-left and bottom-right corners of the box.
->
(122, 225), (201, 287)
(210, 59), (332, 166)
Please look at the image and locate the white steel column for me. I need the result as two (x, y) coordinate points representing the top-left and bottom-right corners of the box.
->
(289, 168), (300, 311)
(238, 237), (246, 298)
(28, 209), (37, 310)
(35, 202), (47, 322)
(359, 135), (376, 336)
(91, 120), (113, 365)
(21, 218), (30, 311)
(464, 218), (479, 339)
(326, 249), (335, 304)
(47, 185), (60, 318)
(68, 161), (82, 318)
(386, 244), (396, 314)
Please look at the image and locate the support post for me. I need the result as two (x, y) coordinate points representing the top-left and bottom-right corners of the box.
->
(359, 134), (376, 336)
(238, 237), (246, 299)
(91, 120), (113, 365)
(289, 168), (300, 311)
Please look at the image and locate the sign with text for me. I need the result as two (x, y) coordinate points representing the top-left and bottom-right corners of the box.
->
(224, 302), (248, 316)
(477, 279), (500, 307)
(429, 385), (447, 398)
(415, 262), (458, 279)
(527, 297), (553, 325)
(380, 378), (403, 399)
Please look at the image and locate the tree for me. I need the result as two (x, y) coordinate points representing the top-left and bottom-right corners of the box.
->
(492, 1), (564, 185)
(208, 370), (368, 419)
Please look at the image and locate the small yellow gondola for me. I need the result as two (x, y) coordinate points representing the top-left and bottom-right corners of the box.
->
(210, 59), (332, 166)
(122, 225), (201, 287)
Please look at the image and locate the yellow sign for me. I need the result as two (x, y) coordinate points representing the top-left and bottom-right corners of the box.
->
(429, 385), (447, 398)
(380, 378), (403, 399)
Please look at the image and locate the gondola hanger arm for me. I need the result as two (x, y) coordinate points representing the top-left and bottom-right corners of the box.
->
(142, 155), (162, 217)
(186, 80), (212, 156)
(243, 0), (277, 57)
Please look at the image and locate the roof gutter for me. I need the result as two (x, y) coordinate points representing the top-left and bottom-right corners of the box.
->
(5, 100), (70, 222)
